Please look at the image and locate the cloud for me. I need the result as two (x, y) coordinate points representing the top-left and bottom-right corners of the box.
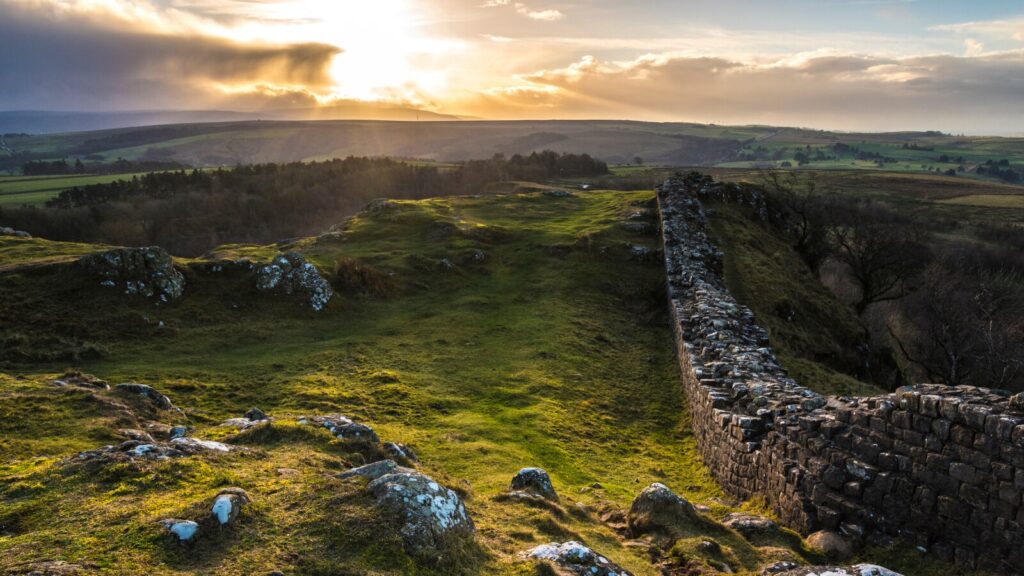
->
(931, 16), (1024, 43)
(457, 51), (1024, 132)
(482, 0), (563, 21)
(0, 0), (341, 111)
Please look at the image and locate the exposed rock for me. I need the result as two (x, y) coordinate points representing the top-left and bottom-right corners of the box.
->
(1010, 392), (1024, 412)
(805, 530), (853, 559)
(543, 189), (574, 198)
(626, 483), (695, 536)
(627, 244), (661, 262)
(763, 562), (799, 574)
(211, 487), (250, 526)
(366, 471), (474, 560)
(80, 247), (184, 302)
(299, 414), (379, 443)
(53, 371), (108, 390)
(510, 467), (558, 501)
(157, 519), (199, 542)
(772, 565), (902, 576)
(221, 408), (271, 430)
(68, 437), (230, 465)
(115, 382), (174, 410)
(117, 429), (155, 442)
(722, 512), (777, 537)
(523, 541), (632, 576)
(255, 252), (333, 311)
(244, 407), (268, 421)
(337, 459), (414, 481)
(0, 226), (31, 239)
(383, 441), (418, 463)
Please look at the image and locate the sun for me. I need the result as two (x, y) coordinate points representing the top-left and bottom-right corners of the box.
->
(233, 0), (458, 103)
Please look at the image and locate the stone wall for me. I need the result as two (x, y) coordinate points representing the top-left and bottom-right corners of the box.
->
(656, 172), (1024, 573)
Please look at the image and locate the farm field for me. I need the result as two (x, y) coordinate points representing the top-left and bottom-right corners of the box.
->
(0, 172), (153, 206)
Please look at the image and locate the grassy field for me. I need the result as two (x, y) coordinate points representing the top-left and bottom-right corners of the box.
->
(0, 187), (991, 576)
(0, 172), (153, 206)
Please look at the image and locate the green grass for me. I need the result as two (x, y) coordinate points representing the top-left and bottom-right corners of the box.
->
(0, 187), (998, 575)
(1, 189), (789, 575)
(0, 172), (154, 206)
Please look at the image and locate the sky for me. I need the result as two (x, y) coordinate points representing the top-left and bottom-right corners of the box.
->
(1, 0), (1024, 133)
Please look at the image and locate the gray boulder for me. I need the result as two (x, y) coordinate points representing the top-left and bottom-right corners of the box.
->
(211, 487), (250, 525)
(80, 247), (184, 301)
(627, 483), (696, 536)
(366, 471), (474, 559)
(115, 382), (174, 410)
(255, 252), (333, 311)
(806, 530), (853, 559)
(524, 541), (632, 576)
(510, 467), (558, 501)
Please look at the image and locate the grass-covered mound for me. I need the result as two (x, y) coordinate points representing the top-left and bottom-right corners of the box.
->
(0, 189), (824, 575)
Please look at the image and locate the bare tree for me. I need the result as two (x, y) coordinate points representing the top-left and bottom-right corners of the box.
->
(829, 206), (930, 315)
(758, 170), (834, 273)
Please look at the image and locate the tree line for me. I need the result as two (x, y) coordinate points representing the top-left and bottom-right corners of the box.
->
(21, 158), (186, 176)
(0, 152), (607, 256)
(759, 171), (1024, 391)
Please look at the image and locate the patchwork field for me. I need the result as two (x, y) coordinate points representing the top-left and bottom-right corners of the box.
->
(0, 173), (153, 206)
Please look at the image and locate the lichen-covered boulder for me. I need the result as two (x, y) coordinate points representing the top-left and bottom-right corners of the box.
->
(299, 414), (379, 443)
(524, 541), (632, 576)
(211, 487), (250, 525)
(510, 467), (558, 501)
(157, 518), (199, 542)
(366, 471), (474, 560)
(255, 252), (333, 311)
(221, 407), (271, 430)
(115, 382), (174, 410)
(626, 483), (695, 536)
(80, 247), (184, 301)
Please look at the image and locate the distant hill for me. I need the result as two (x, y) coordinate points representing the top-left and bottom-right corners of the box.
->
(0, 104), (460, 135)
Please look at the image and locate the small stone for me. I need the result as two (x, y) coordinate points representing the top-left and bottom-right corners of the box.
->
(245, 407), (269, 421)
(806, 530), (852, 559)
(510, 467), (559, 501)
(115, 382), (174, 410)
(158, 519), (199, 542)
(722, 512), (777, 537)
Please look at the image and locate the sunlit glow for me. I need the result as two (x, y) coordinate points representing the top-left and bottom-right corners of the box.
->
(219, 0), (462, 102)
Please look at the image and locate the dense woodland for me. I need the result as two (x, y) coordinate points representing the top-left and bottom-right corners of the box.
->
(0, 151), (607, 255)
(759, 171), (1024, 391)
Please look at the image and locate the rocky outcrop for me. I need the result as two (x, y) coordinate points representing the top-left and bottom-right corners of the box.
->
(523, 541), (632, 576)
(68, 437), (231, 466)
(80, 247), (185, 302)
(53, 371), (108, 390)
(366, 471), (474, 561)
(255, 252), (333, 311)
(772, 565), (902, 576)
(657, 172), (1024, 572)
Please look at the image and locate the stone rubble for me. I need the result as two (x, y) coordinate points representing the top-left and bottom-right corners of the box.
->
(115, 382), (175, 411)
